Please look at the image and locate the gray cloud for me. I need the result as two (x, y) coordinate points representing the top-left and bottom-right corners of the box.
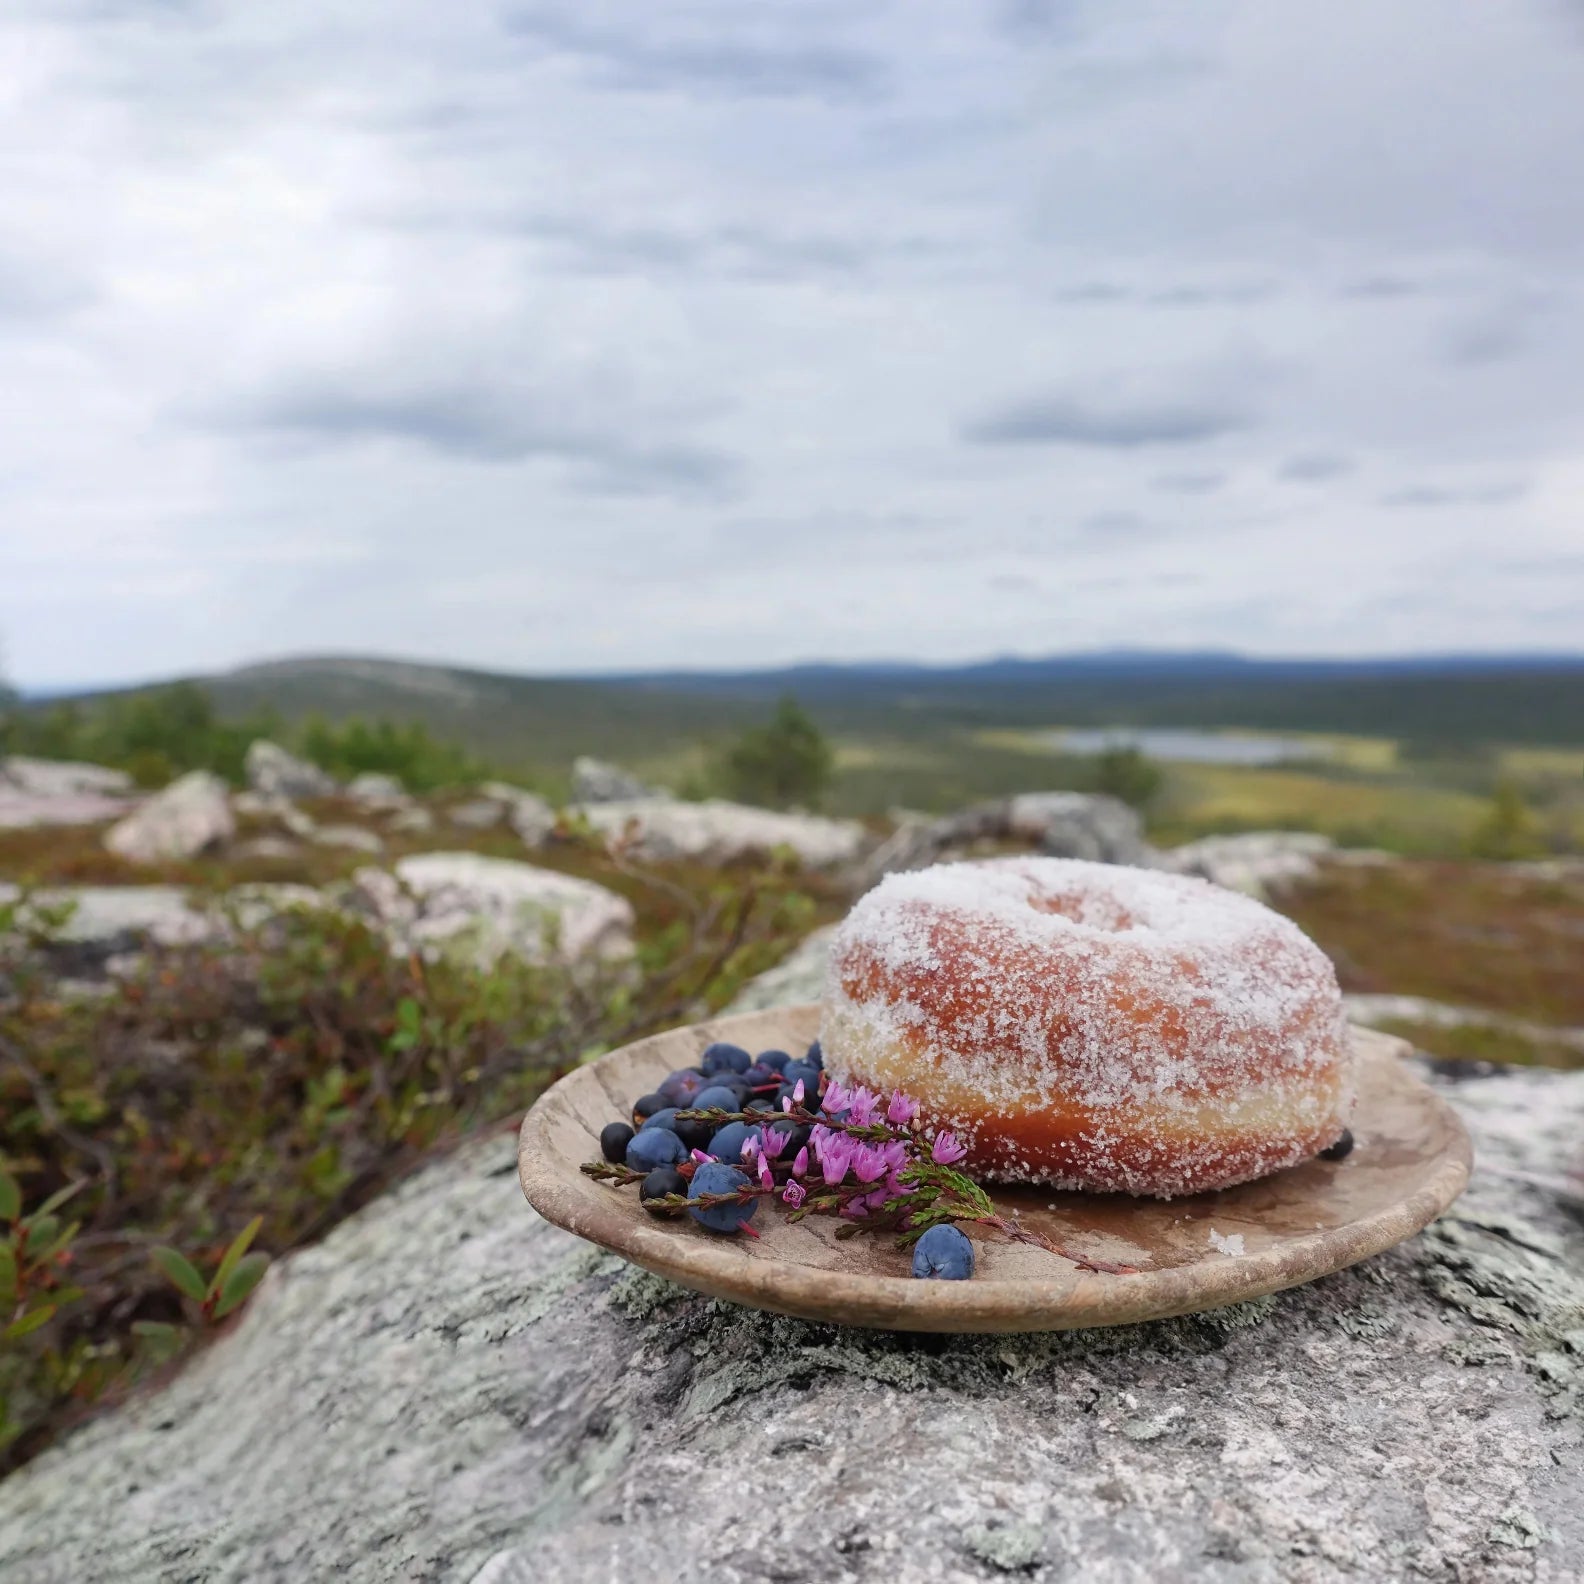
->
(1153, 470), (1226, 495)
(1279, 453), (1355, 482)
(502, 9), (884, 101)
(1380, 482), (1529, 509)
(965, 392), (1252, 449)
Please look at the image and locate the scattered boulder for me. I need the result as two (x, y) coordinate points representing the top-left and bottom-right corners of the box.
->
(448, 798), (506, 830)
(0, 884), (209, 957)
(244, 741), (335, 801)
(480, 783), (557, 848)
(574, 798), (866, 870)
(387, 805), (435, 835)
(232, 836), (304, 863)
(1161, 831), (1334, 898)
(345, 773), (410, 813)
(310, 825), (384, 855)
(721, 925), (836, 1013)
(104, 771), (235, 864)
(569, 756), (664, 804)
(0, 756), (137, 829)
(3, 1004), (1579, 1582)
(349, 852), (634, 968)
(858, 792), (1152, 890)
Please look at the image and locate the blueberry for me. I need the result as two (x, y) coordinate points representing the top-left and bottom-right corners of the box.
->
(625, 1128), (687, 1171)
(804, 1039), (824, 1071)
(706, 1120), (759, 1163)
(1319, 1127), (1355, 1162)
(691, 1084), (742, 1113)
(599, 1121), (634, 1163)
(742, 1063), (779, 1089)
(757, 1049), (791, 1073)
(639, 1167), (688, 1216)
(745, 1097), (778, 1115)
(659, 1068), (707, 1106)
(782, 1061), (820, 1094)
(700, 1042), (752, 1076)
(640, 1106), (712, 1153)
(911, 1224), (975, 1281)
(632, 1091), (668, 1126)
(688, 1162), (757, 1234)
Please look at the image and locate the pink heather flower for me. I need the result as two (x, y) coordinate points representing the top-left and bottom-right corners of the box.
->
(690, 1149), (715, 1164)
(792, 1146), (810, 1178)
(930, 1130), (967, 1166)
(821, 1078), (851, 1115)
(850, 1141), (890, 1184)
(879, 1139), (909, 1176)
(846, 1087), (882, 1127)
(781, 1180), (806, 1208)
(759, 1126), (789, 1160)
(755, 1152), (773, 1188)
(814, 1129), (856, 1186)
(886, 1090), (919, 1127)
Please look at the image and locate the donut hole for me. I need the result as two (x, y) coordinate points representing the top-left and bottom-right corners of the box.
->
(1027, 888), (1137, 933)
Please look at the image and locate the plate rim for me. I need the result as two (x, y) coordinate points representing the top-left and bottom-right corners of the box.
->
(517, 1004), (1473, 1333)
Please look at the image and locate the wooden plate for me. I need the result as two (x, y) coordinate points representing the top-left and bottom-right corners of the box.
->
(517, 1006), (1471, 1333)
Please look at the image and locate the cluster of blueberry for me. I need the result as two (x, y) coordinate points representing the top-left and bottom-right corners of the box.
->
(589, 1038), (978, 1281)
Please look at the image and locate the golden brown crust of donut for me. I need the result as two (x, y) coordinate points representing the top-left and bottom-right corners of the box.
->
(820, 856), (1353, 1197)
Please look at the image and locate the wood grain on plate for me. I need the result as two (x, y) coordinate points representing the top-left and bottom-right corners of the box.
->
(517, 1007), (1471, 1333)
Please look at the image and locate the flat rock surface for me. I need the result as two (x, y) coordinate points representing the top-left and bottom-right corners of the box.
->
(1, 1021), (1580, 1582)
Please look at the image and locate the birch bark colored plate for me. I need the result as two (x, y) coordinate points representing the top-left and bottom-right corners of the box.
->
(516, 1007), (1471, 1333)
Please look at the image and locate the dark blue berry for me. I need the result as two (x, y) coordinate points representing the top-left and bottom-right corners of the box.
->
(706, 1120), (759, 1163)
(599, 1121), (634, 1163)
(688, 1162), (757, 1233)
(691, 1084), (741, 1113)
(742, 1063), (779, 1089)
(659, 1068), (707, 1106)
(1319, 1127), (1355, 1162)
(911, 1224), (975, 1281)
(632, 1091), (668, 1126)
(782, 1061), (820, 1093)
(804, 1039), (824, 1070)
(639, 1167), (688, 1216)
(757, 1049), (791, 1073)
(625, 1128), (687, 1171)
(640, 1107), (711, 1152)
(700, 1042), (752, 1076)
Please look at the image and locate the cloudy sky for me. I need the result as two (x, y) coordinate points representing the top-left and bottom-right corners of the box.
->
(3, 0), (1583, 687)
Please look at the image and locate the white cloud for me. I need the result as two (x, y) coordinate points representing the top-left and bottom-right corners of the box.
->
(1, 0), (1583, 686)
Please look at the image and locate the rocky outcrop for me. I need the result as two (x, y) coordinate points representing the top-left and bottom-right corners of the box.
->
(574, 798), (867, 870)
(243, 741), (335, 801)
(1160, 832), (1335, 898)
(570, 757), (665, 804)
(309, 825), (384, 854)
(103, 772), (235, 864)
(479, 783), (557, 848)
(348, 852), (634, 968)
(858, 793), (1151, 890)
(0, 989), (1579, 1583)
(345, 773), (409, 812)
(0, 757), (136, 829)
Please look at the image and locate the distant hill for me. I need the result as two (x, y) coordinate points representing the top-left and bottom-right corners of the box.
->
(33, 650), (1584, 776)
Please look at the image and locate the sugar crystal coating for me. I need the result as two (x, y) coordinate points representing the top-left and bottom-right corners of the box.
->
(819, 856), (1353, 1198)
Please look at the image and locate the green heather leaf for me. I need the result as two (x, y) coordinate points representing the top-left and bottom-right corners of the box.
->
(36, 1220), (80, 1264)
(0, 1244), (16, 1300)
(3, 1305), (54, 1340)
(211, 1215), (263, 1298)
(213, 1252), (269, 1319)
(151, 1246), (209, 1303)
(23, 1215), (59, 1251)
(35, 1181), (86, 1219)
(0, 1171), (19, 1224)
(132, 1319), (180, 1339)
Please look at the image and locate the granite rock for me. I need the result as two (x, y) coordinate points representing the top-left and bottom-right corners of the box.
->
(1161, 833), (1335, 899)
(103, 772), (235, 864)
(480, 783), (557, 848)
(244, 741), (335, 801)
(1, 983), (1580, 1583)
(570, 756), (664, 804)
(574, 798), (867, 870)
(0, 756), (137, 829)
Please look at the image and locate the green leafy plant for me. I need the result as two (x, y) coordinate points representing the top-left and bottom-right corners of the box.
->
(146, 1216), (269, 1335)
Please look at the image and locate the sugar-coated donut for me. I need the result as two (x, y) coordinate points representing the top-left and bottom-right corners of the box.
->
(820, 856), (1353, 1198)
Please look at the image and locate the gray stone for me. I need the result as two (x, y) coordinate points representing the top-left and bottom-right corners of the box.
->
(859, 793), (1152, 891)
(103, 771), (235, 863)
(348, 851), (634, 968)
(0, 886), (209, 961)
(232, 835), (304, 862)
(387, 805), (435, 835)
(244, 741), (336, 801)
(310, 824), (385, 854)
(346, 773), (411, 813)
(480, 783), (557, 849)
(574, 797), (867, 870)
(448, 797), (506, 830)
(0, 756), (137, 829)
(569, 756), (664, 804)
(2, 951), (1581, 1583)
(722, 925), (836, 1013)
(1161, 833), (1335, 899)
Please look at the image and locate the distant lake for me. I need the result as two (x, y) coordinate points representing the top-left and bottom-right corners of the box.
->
(1051, 728), (1327, 766)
